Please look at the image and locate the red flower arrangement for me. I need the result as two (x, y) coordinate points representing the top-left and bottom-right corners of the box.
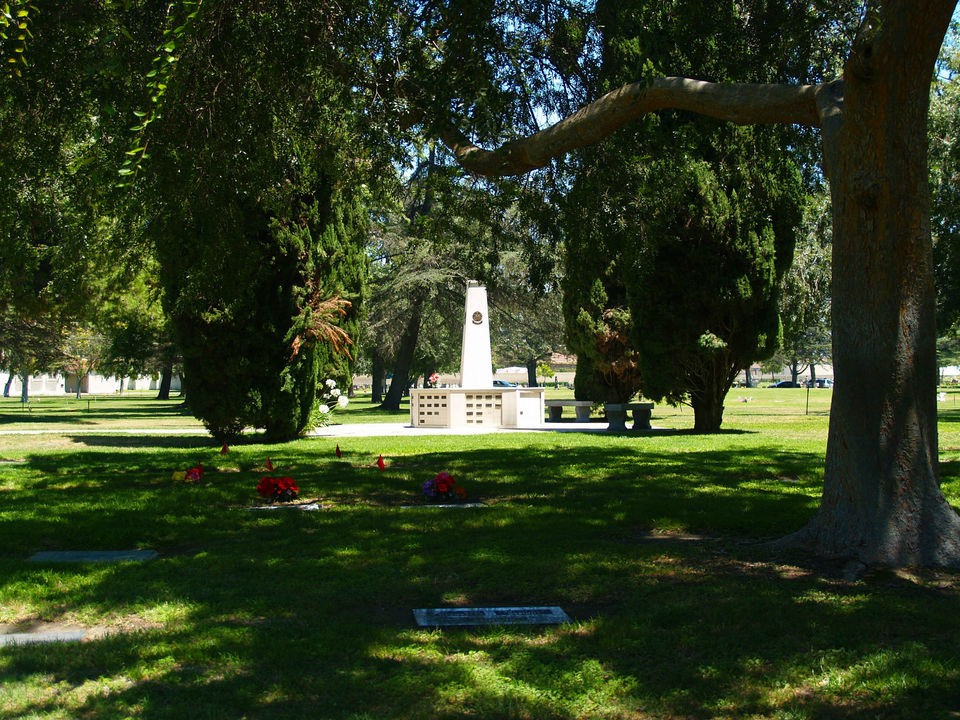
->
(257, 476), (299, 503)
(422, 471), (467, 502)
(184, 462), (204, 483)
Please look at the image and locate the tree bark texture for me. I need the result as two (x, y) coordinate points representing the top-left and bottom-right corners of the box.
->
(380, 295), (425, 411)
(687, 353), (739, 432)
(796, 2), (960, 566)
(526, 357), (538, 387)
(439, 0), (960, 566)
(443, 80), (820, 177)
(690, 389), (724, 433)
(157, 365), (173, 401)
(370, 350), (385, 405)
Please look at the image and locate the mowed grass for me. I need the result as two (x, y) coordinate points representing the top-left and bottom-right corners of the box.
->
(0, 388), (959, 719)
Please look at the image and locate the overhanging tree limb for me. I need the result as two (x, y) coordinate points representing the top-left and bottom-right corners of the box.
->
(434, 0), (960, 568)
(439, 77), (826, 176)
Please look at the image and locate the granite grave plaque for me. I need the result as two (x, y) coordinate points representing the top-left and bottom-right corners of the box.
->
(249, 503), (321, 511)
(398, 503), (486, 509)
(0, 630), (87, 646)
(29, 550), (159, 563)
(413, 606), (571, 627)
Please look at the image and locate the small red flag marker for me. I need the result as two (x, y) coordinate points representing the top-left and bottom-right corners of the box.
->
(335, 444), (342, 459)
(376, 454), (386, 471)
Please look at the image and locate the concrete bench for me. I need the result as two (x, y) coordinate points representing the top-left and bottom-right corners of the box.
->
(604, 402), (654, 431)
(544, 399), (594, 422)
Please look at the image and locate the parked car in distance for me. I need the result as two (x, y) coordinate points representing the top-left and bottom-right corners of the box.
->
(769, 380), (801, 388)
(804, 378), (834, 388)
(493, 379), (517, 387)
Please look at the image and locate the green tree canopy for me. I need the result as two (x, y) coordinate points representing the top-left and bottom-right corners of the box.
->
(560, 0), (809, 428)
(932, 28), (960, 330)
(776, 189), (833, 384)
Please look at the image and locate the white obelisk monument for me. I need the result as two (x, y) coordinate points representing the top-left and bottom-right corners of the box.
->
(460, 281), (493, 388)
(409, 280), (544, 428)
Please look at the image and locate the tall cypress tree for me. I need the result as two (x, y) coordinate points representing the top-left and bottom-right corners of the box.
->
(154, 133), (367, 441)
(147, 8), (369, 442)
(623, 129), (802, 430)
(560, 242), (642, 403)
(562, 0), (808, 429)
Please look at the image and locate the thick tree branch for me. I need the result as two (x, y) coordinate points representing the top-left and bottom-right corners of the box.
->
(440, 76), (825, 176)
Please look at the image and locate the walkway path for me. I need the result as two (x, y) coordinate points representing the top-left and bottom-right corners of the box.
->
(310, 421), (610, 437)
(0, 421), (614, 438)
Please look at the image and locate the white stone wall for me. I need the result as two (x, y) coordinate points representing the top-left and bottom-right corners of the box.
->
(2, 372), (181, 396)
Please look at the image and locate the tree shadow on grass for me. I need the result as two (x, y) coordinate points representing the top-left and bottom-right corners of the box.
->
(936, 407), (960, 426)
(533, 423), (757, 436)
(64, 434), (218, 450)
(3, 526), (959, 719)
(0, 402), (195, 427)
(939, 458), (960, 481)
(3, 439), (959, 718)
(2, 440), (825, 554)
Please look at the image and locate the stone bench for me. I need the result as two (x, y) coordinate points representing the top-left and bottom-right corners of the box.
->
(604, 402), (654, 431)
(544, 399), (595, 422)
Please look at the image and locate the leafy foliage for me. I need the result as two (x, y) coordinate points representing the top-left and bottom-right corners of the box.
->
(363, 143), (565, 402)
(776, 189), (833, 382)
(139, 3), (372, 441)
(0, 0), (37, 78)
(933, 28), (960, 331)
(562, 0), (810, 429)
(98, 268), (177, 384)
(625, 134), (803, 429)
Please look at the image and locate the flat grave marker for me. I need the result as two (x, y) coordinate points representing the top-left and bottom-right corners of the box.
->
(413, 606), (571, 627)
(398, 503), (486, 509)
(0, 630), (87, 647)
(28, 550), (159, 563)
(248, 503), (321, 511)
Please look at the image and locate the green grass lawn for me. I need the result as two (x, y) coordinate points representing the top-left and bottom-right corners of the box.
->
(1, 389), (959, 718)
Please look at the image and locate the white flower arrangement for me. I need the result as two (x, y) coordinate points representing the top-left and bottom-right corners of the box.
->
(310, 378), (349, 429)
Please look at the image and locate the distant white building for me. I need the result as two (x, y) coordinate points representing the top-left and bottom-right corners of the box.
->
(2, 372), (180, 397)
(2, 373), (65, 396)
(63, 372), (122, 395)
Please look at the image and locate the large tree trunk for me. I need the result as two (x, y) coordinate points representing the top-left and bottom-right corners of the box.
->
(789, 359), (802, 385)
(381, 295), (424, 411)
(157, 364), (173, 400)
(690, 390), (724, 432)
(370, 350), (385, 404)
(688, 357), (737, 432)
(526, 357), (538, 387)
(793, 3), (960, 567)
